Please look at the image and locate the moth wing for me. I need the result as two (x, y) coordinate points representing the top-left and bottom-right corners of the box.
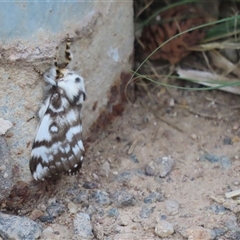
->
(30, 94), (84, 181)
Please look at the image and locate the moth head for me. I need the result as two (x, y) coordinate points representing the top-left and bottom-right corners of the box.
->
(58, 71), (86, 104)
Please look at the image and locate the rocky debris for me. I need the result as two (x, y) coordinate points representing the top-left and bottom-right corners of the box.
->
(210, 196), (240, 213)
(139, 205), (155, 219)
(202, 152), (219, 163)
(39, 215), (55, 223)
(223, 137), (232, 145)
(144, 192), (165, 204)
(90, 190), (112, 206)
(68, 201), (78, 214)
(155, 220), (174, 237)
(72, 190), (89, 205)
(201, 153), (232, 169)
(0, 118), (12, 135)
(92, 223), (104, 240)
(74, 212), (94, 239)
(41, 224), (71, 240)
(206, 204), (227, 214)
(0, 212), (42, 240)
(46, 202), (67, 217)
(145, 156), (174, 177)
(41, 227), (54, 239)
(99, 161), (110, 177)
(115, 171), (134, 182)
(186, 226), (216, 240)
(224, 214), (238, 229)
(83, 182), (98, 189)
(30, 209), (44, 220)
(165, 200), (180, 216)
(212, 228), (227, 238)
(219, 156), (232, 169)
(107, 208), (119, 218)
(112, 190), (137, 207)
(129, 154), (139, 163)
(0, 137), (12, 203)
(117, 215), (131, 226)
(86, 205), (105, 219)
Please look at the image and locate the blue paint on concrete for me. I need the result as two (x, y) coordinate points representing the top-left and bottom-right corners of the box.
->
(0, 2), (93, 43)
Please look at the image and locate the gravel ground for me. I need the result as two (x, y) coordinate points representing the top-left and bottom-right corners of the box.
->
(1, 87), (240, 240)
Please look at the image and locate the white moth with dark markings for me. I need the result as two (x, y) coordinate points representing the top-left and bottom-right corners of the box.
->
(30, 38), (86, 181)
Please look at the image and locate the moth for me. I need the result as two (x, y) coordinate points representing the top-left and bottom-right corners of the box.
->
(30, 37), (86, 181)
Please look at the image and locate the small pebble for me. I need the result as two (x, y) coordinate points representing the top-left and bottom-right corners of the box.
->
(191, 134), (197, 140)
(30, 209), (44, 220)
(139, 205), (155, 219)
(86, 205), (97, 217)
(0, 118), (12, 135)
(74, 212), (94, 239)
(0, 165), (6, 171)
(37, 204), (47, 212)
(145, 161), (156, 176)
(145, 156), (174, 177)
(46, 202), (66, 218)
(93, 223), (104, 240)
(233, 123), (239, 130)
(207, 205), (226, 214)
(113, 190), (136, 207)
(74, 190), (89, 205)
(68, 201), (78, 214)
(118, 215), (131, 226)
(41, 226), (54, 238)
(155, 220), (174, 237)
(116, 171), (134, 182)
(130, 154), (139, 163)
(165, 200), (179, 216)
(212, 228), (227, 237)
(99, 161), (110, 177)
(107, 208), (119, 218)
(156, 156), (174, 177)
(90, 190), (112, 206)
(83, 182), (98, 189)
(39, 215), (55, 223)
(219, 155), (232, 169)
(0, 212), (42, 240)
(186, 226), (216, 240)
(203, 152), (219, 163)
(233, 181), (240, 186)
(144, 192), (165, 204)
(224, 214), (238, 229)
(223, 137), (232, 145)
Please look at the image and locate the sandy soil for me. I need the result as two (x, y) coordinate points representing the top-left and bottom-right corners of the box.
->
(7, 85), (240, 240)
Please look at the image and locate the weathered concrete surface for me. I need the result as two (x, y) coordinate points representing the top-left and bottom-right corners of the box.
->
(0, 137), (12, 202)
(0, 2), (133, 184)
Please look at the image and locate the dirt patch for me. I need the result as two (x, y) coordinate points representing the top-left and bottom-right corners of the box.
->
(3, 86), (240, 240)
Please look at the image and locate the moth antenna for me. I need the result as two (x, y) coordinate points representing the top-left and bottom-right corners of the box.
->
(54, 57), (61, 79)
(64, 36), (72, 67)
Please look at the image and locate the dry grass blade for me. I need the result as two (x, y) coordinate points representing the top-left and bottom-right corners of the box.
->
(177, 68), (240, 95)
(208, 50), (240, 78)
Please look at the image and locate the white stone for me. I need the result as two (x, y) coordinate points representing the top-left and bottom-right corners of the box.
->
(68, 201), (78, 214)
(0, 118), (12, 135)
(155, 220), (174, 238)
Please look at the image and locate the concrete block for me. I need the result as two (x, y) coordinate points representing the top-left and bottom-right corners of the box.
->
(0, 2), (133, 185)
